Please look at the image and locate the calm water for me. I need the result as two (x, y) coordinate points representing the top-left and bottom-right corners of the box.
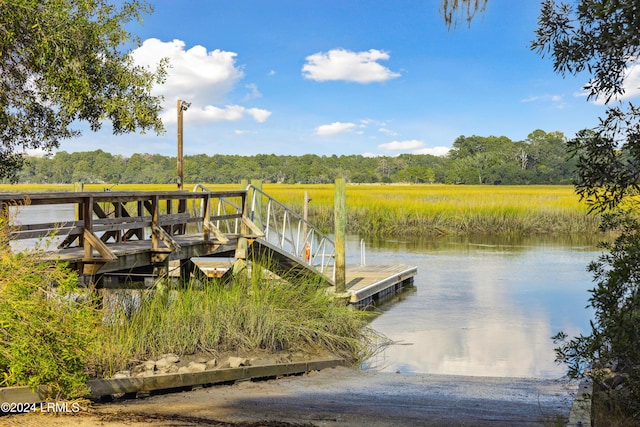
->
(9, 204), (76, 252)
(13, 205), (600, 379)
(348, 235), (600, 379)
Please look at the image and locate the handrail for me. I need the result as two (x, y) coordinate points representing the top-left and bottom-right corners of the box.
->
(0, 187), (335, 281)
(1, 190), (246, 245)
(244, 185), (335, 279)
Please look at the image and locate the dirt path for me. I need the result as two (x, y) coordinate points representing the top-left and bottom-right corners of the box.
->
(2, 366), (577, 427)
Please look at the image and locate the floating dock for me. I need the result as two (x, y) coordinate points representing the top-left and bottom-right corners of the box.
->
(190, 260), (417, 308)
(344, 264), (417, 307)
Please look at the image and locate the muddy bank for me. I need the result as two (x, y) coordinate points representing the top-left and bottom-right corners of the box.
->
(2, 366), (577, 426)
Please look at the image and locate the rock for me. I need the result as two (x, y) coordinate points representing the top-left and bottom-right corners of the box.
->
(113, 370), (131, 379)
(155, 356), (177, 370)
(131, 364), (146, 375)
(177, 366), (190, 374)
(188, 362), (207, 372)
(206, 359), (217, 370)
(143, 360), (156, 371)
(132, 360), (156, 375)
(158, 353), (180, 364)
(154, 359), (169, 370)
(227, 356), (250, 368)
(276, 354), (292, 363)
(165, 364), (179, 374)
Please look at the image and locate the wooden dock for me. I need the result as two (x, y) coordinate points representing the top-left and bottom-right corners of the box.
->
(345, 264), (417, 307)
(190, 260), (417, 306)
(0, 186), (417, 307)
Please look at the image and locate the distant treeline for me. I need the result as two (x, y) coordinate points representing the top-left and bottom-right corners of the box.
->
(15, 129), (576, 185)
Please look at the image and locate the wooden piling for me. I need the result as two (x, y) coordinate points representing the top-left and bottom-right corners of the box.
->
(334, 176), (346, 292)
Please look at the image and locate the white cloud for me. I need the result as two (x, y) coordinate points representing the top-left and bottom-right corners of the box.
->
(315, 122), (357, 136)
(589, 62), (640, 104)
(181, 105), (271, 123)
(378, 127), (398, 136)
(521, 94), (565, 108)
(131, 38), (271, 124)
(378, 139), (424, 151)
(246, 108), (272, 122)
(243, 83), (262, 101)
(378, 140), (450, 156)
(621, 64), (640, 99)
(302, 48), (400, 83)
(24, 148), (50, 157)
(413, 146), (451, 156)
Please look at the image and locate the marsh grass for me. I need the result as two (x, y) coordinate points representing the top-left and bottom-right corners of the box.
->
(262, 184), (601, 236)
(0, 183), (600, 236)
(90, 257), (382, 378)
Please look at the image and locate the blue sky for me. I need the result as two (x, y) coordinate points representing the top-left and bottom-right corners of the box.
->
(59, 0), (621, 158)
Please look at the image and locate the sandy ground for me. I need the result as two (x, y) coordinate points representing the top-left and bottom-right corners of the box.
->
(1, 366), (577, 427)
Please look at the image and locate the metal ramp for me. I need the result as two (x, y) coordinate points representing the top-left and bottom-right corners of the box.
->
(193, 184), (336, 285)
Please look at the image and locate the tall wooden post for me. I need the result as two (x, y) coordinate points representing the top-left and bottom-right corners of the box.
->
(177, 99), (190, 190)
(334, 176), (346, 292)
(177, 100), (183, 190)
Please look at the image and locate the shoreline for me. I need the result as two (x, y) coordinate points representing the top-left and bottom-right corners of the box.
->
(2, 366), (579, 426)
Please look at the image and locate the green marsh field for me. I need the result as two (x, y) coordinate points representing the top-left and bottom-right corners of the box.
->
(0, 183), (600, 236)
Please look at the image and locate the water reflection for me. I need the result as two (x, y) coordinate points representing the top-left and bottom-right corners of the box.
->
(9, 204), (76, 252)
(9, 205), (601, 379)
(356, 235), (601, 379)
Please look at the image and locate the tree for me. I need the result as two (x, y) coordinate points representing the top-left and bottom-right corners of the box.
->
(530, 0), (640, 418)
(531, 0), (640, 211)
(553, 212), (640, 418)
(524, 130), (574, 184)
(0, 0), (166, 182)
(443, 0), (640, 417)
(441, 0), (489, 29)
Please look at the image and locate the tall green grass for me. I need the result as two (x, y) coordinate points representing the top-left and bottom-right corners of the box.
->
(262, 184), (601, 236)
(0, 183), (601, 236)
(89, 258), (382, 378)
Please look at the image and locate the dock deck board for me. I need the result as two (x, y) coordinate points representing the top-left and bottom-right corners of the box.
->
(345, 264), (417, 305)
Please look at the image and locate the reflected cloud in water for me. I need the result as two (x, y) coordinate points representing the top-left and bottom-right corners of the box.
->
(362, 236), (599, 379)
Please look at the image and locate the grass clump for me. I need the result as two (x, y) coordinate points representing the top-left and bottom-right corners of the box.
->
(90, 259), (381, 378)
(0, 213), (101, 398)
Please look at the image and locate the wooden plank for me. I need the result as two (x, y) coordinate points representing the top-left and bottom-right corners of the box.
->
(11, 224), (80, 240)
(0, 385), (48, 404)
(0, 358), (348, 404)
(345, 265), (417, 303)
(0, 190), (247, 207)
(83, 230), (117, 261)
(88, 357), (346, 398)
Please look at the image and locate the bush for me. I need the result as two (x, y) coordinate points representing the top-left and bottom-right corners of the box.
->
(553, 211), (640, 419)
(0, 212), (100, 398)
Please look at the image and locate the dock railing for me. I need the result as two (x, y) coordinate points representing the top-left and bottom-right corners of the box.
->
(245, 185), (335, 278)
(1, 186), (335, 279)
(1, 190), (249, 274)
